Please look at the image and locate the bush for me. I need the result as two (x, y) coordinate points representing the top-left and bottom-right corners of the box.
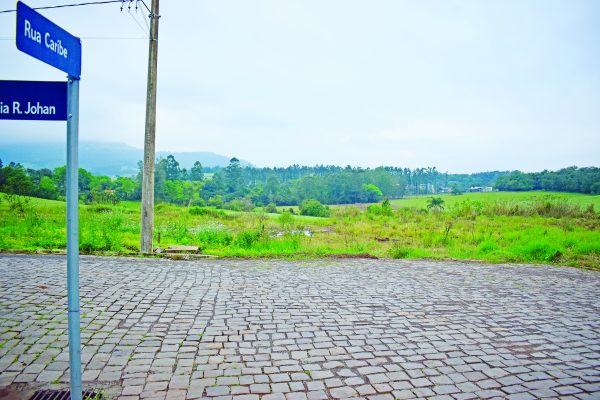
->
(389, 245), (410, 259)
(277, 211), (294, 228)
(482, 198), (586, 218)
(226, 198), (255, 212)
(451, 200), (483, 218)
(265, 203), (278, 214)
(235, 229), (263, 249)
(191, 198), (206, 207)
(189, 206), (204, 215)
(189, 206), (226, 218)
(5, 193), (31, 217)
(87, 190), (119, 205)
(366, 199), (393, 216)
(299, 199), (330, 217)
(517, 241), (563, 262)
(192, 222), (232, 247)
(89, 204), (113, 213)
(208, 196), (224, 209)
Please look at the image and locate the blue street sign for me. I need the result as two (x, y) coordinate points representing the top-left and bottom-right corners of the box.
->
(16, 1), (82, 78)
(0, 80), (68, 121)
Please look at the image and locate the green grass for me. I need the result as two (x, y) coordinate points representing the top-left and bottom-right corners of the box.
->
(0, 191), (598, 269)
(389, 191), (600, 210)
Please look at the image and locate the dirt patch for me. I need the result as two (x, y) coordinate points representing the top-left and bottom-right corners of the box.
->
(328, 253), (379, 259)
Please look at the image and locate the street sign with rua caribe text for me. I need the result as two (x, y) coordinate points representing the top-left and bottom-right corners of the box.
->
(16, 1), (81, 78)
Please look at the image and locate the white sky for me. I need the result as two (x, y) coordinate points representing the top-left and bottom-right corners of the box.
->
(1, 0), (599, 173)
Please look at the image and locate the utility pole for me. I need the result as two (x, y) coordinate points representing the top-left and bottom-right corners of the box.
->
(140, 0), (159, 254)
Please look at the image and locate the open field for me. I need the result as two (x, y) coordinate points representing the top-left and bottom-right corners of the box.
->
(0, 192), (599, 269)
(389, 191), (600, 210)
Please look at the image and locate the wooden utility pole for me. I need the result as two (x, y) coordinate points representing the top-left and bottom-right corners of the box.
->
(140, 0), (159, 254)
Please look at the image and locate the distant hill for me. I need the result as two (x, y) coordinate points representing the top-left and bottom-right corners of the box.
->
(0, 141), (250, 176)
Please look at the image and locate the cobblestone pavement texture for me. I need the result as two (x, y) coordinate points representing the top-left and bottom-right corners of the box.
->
(1, 255), (599, 400)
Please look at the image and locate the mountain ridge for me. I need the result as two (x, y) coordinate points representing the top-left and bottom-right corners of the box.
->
(0, 141), (250, 176)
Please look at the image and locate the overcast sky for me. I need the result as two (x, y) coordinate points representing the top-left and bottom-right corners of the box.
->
(1, 0), (599, 173)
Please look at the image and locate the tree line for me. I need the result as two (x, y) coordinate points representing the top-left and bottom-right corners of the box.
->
(495, 167), (600, 194)
(1, 156), (598, 209)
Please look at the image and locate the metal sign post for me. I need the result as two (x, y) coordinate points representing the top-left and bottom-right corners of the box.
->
(14, 2), (83, 399)
(66, 75), (82, 400)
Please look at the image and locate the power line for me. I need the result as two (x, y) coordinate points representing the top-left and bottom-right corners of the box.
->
(0, 1), (151, 33)
(139, 0), (150, 13)
(137, 2), (150, 32)
(0, 36), (146, 40)
(0, 1), (123, 14)
(0, 0), (151, 38)
(125, 2), (149, 35)
(127, 10), (148, 35)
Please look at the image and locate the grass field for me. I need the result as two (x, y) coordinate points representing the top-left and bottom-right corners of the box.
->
(390, 191), (600, 209)
(0, 191), (598, 269)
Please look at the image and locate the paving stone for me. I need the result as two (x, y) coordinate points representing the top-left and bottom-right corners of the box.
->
(164, 389), (186, 400)
(122, 385), (144, 396)
(368, 373), (391, 384)
(366, 394), (394, 400)
(232, 395), (258, 400)
(186, 384), (205, 399)
(271, 383), (290, 393)
(263, 394), (286, 400)
(285, 393), (307, 400)
(35, 370), (62, 382)
(0, 255), (599, 400)
(270, 373), (291, 383)
(306, 391), (328, 400)
(206, 386), (230, 396)
(410, 377), (433, 388)
(356, 384), (377, 396)
(330, 386), (359, 398)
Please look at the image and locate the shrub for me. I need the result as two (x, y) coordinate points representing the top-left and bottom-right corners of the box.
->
(518, 241), (563, 262)
(367, 199), (393, 216)
(477, 239), (499, 254)
(299, 199), (330, 217)
(265, 203), (278, 214)
(191, 198), (206, 207)
(208, 196), (224, 209)
(277, 211), (294, 230)
(451, 200), (483, 218)
(5, 194), (31, 217)
(226, 198), (255, 212)
(189, 206), (204, 215)
(189, 206), (226, 218)
(87, 190), (119, 205)
(235, 229), (263, 249)
(482, 198), (585, 218)
(192, 222), (232, 247)
(89, 204), (113, 213)
(366, 204), (381, 215)
(389, 245), (410, 259)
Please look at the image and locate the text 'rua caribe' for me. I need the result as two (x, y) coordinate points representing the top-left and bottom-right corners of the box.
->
(23, 19), (68, 58)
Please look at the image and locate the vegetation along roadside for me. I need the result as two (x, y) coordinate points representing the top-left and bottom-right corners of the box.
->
(0, 191), (598, 270)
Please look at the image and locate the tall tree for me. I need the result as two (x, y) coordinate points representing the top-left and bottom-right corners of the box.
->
(190, 161), (204, 181)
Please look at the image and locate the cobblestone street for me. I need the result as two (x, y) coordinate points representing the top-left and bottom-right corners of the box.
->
(0, 254), (599, 399)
